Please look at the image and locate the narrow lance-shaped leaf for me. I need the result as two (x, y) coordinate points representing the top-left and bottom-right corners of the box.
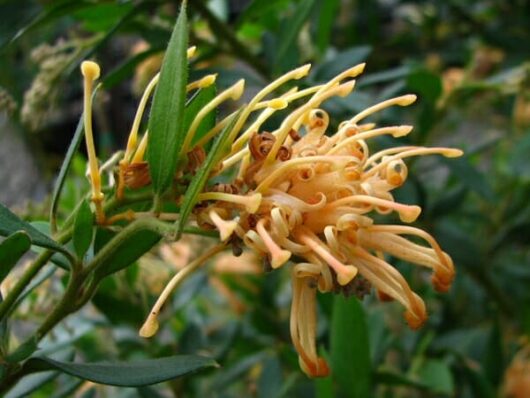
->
(102, 47), (162, 89)
(0, 203), (70, 259)
(314, 0), (340, 55)
(177, 110), (242, 238)
(23, 355), (218, 387)
(147, 1), (189, 196)
(73, 200), (94, 260)
(93, 223), (162, 280)
(315, 349), (333, 398)
(1, 1), (94, 49)
(274, 0), (316, 73)
(330, 295), (372, 398)
(0, 231), (31, 283)
(64, 3), (147, 77)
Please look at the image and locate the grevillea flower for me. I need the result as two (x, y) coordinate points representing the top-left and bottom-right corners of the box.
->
(185, 63), (462, 377)
(79, 54), (461, 378)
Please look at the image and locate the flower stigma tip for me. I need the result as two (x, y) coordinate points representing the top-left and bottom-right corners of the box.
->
(81, 60), (100, 81)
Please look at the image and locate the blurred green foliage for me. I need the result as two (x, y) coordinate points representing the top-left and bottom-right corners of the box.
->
(1, 0), (530, 397)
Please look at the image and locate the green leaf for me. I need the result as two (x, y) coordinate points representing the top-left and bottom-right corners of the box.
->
(73, 200), (94, 260)
(315, 349), (333, 398)
(23, 355), (218, 387)
(416, 359), (454, 395)
(209, 352), (267, 392)
(374, 369), (429, 391)
(444, 157), (495, 201)
(93, 226), (161, 280)
(5, 371), (59, 398)
(0, 203), (70, 258)
(137, 386), (167, 398)
(314, 45), (372, 82)
(1, 1), (94, 49)
(407, 69), (442, 104)
(357, 65), (411, 87)
(406, 69), (442, 136)
(102, 47), (162, 89)
(6, 349), (74, 398)
(6, 336), (38, 363)
(0, 231), (31, 282)
(64, 3), (145, 78)
(428, 185), (468, 218)
(459, 359), (496, 398)
(313, 0), (340, 55)
(49, 379), (84, 398)
(257, 355), (283, 398)
(484, 318), (503, 387)
(177, 110), (241, 238)
(73, 2), (133, 33)
(147, 1), (189, 196)
(505, 133), (530, 180)
(92, 278), (145, 325)
(186, 85), (217, 149)
(238, 0), (290, 24)
(274, 0), (316, 73)
(330, 296), (371, 398)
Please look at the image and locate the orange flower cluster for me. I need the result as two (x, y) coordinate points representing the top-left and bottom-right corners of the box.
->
(79, 55), (461, 378)
(190, 65), (461, 377)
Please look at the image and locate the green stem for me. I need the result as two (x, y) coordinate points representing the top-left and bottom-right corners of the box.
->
(35, 271), (82, 341)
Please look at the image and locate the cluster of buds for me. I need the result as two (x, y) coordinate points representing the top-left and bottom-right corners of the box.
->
(79, 51), (462, 378)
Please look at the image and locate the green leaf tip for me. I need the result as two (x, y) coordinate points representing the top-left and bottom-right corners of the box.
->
(146, 0), (189, 195)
